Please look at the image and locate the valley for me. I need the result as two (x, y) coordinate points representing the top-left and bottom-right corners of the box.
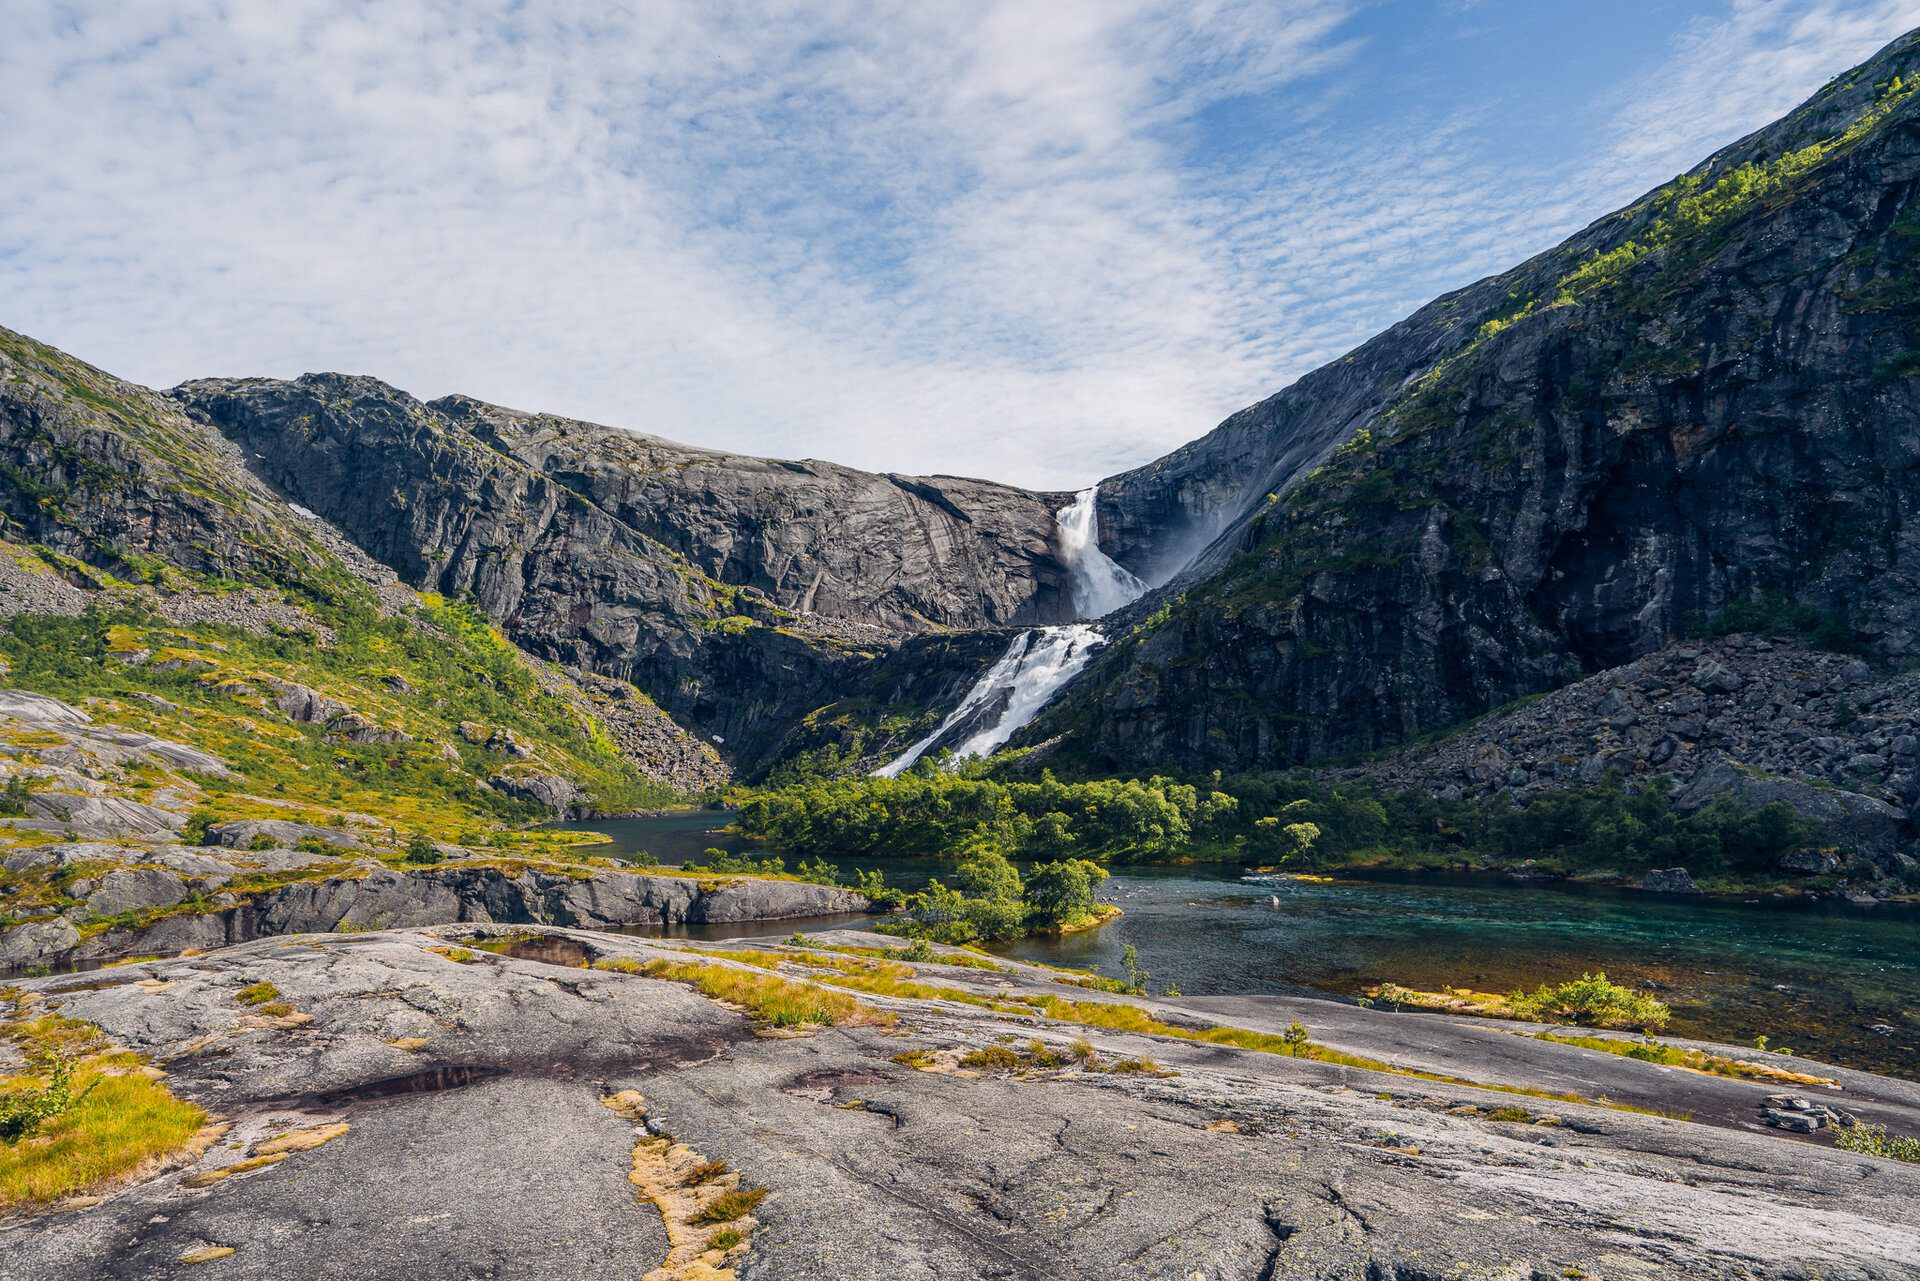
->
(3, 19), (1920, 1281)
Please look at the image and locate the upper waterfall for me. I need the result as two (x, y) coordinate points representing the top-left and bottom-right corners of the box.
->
(1056, 486), (1146, 619)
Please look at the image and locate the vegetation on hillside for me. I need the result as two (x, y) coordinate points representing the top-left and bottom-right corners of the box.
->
(0, 597), (675, 838)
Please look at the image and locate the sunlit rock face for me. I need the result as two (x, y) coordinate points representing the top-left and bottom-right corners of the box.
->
(1038, 33), (1920, 785)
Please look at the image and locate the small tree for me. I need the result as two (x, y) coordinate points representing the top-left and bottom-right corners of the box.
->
(404, 832), (444, 864)
(953, 849), (1022, 903)
(1121, 944), (1149, 995)
(0, 773), (33, 818)
(1250, 817), (1321, 865)
(1023, 859), (1110, 928)
(1281, 1020), (1311, 1057)
(0, 1054), (92, 1143)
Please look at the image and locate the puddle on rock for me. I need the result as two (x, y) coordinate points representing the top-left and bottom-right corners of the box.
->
(285, 1063), (510, 1110)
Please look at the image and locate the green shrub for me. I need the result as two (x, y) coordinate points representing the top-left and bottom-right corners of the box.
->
(1505, 973), (1669, 1030)
(0, 1055), (92, 1143)
(0, 775), (32, 819)
(1833, 1123), (1920, 1163)
(691, 1187), (767, 1224)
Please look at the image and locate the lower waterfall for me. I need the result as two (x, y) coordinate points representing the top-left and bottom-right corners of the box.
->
(873, 624), (1105, 776)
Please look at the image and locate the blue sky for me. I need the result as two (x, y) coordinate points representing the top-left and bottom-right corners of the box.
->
(4, 1), (1918, 488)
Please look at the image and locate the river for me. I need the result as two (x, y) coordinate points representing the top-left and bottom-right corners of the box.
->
(555, 811), (1920, 1078)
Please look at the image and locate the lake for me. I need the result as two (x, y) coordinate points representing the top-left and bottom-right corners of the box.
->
(554, 811), (1920, 1078)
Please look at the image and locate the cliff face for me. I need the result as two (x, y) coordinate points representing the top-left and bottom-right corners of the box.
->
(1041, 32), (1920, 777)
(171, 376), (1073, 767)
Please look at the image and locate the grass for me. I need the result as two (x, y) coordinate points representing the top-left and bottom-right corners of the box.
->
(1373, 974), (1670, 1031)
(689, 1186), (767, 1224)
(811, 941), (1007, 972)
(234, 980), (294, 1018)
(0, 995), (207, 1211)
(1532, 1031), (1838, 1087)
(600, 957), (892, 1028)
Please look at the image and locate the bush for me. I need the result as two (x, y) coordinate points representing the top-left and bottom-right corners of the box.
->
(0, 775), (32, 819)
(1833, 1123), (1920, 1163)
(1504, 973), (1669, 1030)
(0, 1055), (90, 1143)
(403, 833), (443, 864)
(1024, 859), (1110, 928)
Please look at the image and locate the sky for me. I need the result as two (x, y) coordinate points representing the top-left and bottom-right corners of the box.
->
(4, 1), (1919, 489)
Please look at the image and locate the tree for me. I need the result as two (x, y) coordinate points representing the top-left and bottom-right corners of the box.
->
(953, 849), (1022, 903)
(1250, 817), (1320, 865)
(1023, 859), (1109, 927)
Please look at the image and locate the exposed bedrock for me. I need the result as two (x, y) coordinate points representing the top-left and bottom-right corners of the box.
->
(0, 853), (871, 972)
(5, 925), (1918, 1280)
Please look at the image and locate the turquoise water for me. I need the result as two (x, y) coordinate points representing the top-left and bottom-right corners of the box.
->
(556, 812), (1920, 1077)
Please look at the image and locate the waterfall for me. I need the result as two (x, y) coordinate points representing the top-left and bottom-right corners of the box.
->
(873, 625), (1106, 776)
(1056, 486), (1146, 619)
(872, 486), (1142, 777)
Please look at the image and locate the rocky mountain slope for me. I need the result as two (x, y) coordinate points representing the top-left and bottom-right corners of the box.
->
(1041, 32), (1920, 786)
(0, 325), (724, 810)
(171, 375), (1073, 765)
(0, 687), (858, 972)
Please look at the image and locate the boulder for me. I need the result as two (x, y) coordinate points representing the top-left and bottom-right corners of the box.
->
(489, 773), (584, 815)
(75, 868), (190, 919)
(0, 917), (78, 968)
(1641, 867), (1702, 894)
(267, 678), (349, 726)
(204, 820), (364, 852)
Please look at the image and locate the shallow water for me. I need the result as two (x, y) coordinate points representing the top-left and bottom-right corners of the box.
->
(556, 813), (1920, 1077)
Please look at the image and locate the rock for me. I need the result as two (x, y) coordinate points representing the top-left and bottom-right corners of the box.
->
(74, 868), (189, 919)
(487, 773), (583, 815)
(266, 679), (348, 725)
(24, 793), (183, 837)
(1641, 867), (1702, 894)
(1780, 848), (1842, 876)
(1692, 659), (1746, 695)
(7, 925), (1920, 1281)
(0, 862), (872, 969)
(0, 689), (91, 726)
(203, 820), (362, 852)
(0, 917), (78, 966)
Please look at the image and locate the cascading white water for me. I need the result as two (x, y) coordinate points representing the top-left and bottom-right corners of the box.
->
(1056, 485), (1147, 619)
(873, 486), (1144, 776)
(873, 625), (1106, 776)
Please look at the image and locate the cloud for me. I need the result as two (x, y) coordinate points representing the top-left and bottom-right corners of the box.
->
(1, 1), (1916, 489)
(1587, 0), (1920, 201)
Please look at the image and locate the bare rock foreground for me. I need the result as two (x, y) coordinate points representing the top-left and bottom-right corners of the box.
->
(3, 924), (1917, 1280)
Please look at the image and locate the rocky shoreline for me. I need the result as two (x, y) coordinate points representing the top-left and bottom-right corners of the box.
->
(4, 923), (1916, 1280)
(0, 852), (872, 974)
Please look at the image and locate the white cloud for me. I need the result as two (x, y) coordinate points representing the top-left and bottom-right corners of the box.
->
(1588, 0), (1920, 200)
(0, 1), (1916, 489)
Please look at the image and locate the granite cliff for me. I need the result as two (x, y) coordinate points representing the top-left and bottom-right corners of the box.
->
(1040, 32), (1920, 796)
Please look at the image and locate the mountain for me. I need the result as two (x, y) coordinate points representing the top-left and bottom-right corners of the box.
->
(1037, 31), (1920, 787)
(11, 29), (1920, 842)
(171, 375), (1073, 769)
(0, 324), (725, 828)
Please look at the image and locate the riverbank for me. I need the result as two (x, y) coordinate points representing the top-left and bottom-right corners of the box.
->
(5, 922), (1916, 1280)
(554, 816), (1920, 1077)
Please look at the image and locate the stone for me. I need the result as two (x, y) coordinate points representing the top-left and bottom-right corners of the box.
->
(76, 868), (190, 919)
(1641, 868), (1702, 894)
(203, 820), (362, 852)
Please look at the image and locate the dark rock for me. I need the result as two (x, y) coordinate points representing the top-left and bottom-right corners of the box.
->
(1641, 868), (1702, 894)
